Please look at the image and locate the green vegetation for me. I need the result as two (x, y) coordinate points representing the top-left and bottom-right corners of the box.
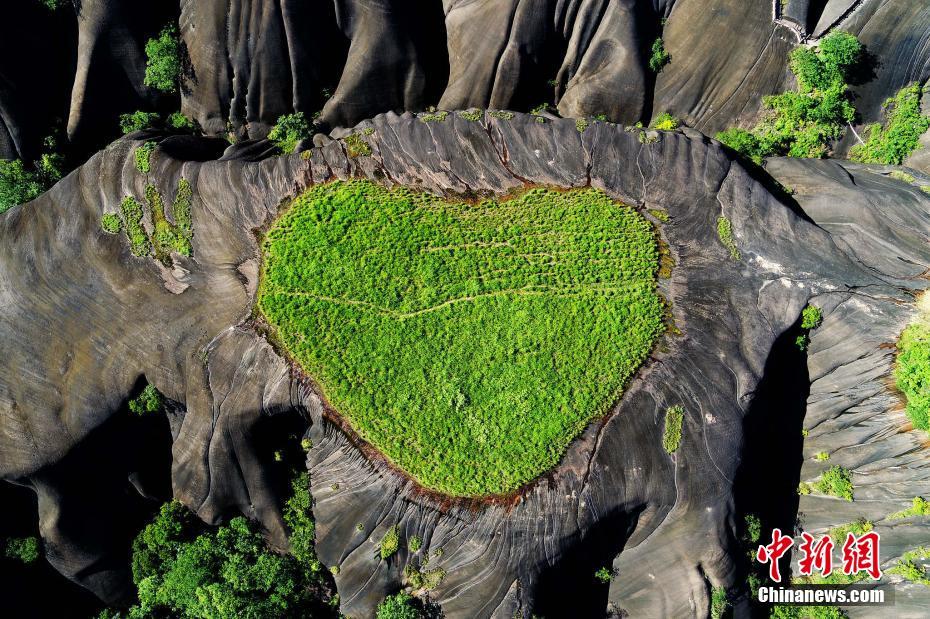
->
(652, 113), (680, 131)
(144, 25), (182, 93)
(101, 213), (122, 234)
(344, 132), (372, 158)
(594, 566), (614, 584)
(376, 593), (423, 619)
(744, 514), (761, 544)
(488, 110), (515, 120)
(135, 141), (156, 174)
(4, 536), (40, 564)
(716, 32), (863, 164)
(114, 180), (193, 261)
(39, 0), (67, 10)
(798, 481), (812, 495)
(814, 465), (854, 501)
(710, 586), (728, 619)
(771, 603), (848, 618)
(167, 112), (198, 132)
(408, 536), (422, 553)
(895, 321), (930, 432)
(258, 181), (665, 496)
(120, 111), (160, 134)
(649, 38), (670, 72)
(662, 405), (684, 454)
(576, 118), (589, 133)
(827, 518), (872, 544)
(889, 170), (916, 183)
(813, 451), (829, 462)
(796, 304), (823, 351)
(851, 83), (930, 165)
(120, 196), (151, 257)
(648, 208), (669, 223)
(458, 109), (483, 122)
(801, 305), (823, 330)
(269, 113), (312, 154)
(889, 547), (930, 586)
(146, 180), (194, 260)
(403, 562), (446, 590)
(889, 496), (930, 520)
(380, 525), (400, 560)
(113, 470), (331, 618)
(420, 110), (448, 123)
(0, 137), (64, 213)
(716, 216), (740, 260)
(128, 385), (164, 415)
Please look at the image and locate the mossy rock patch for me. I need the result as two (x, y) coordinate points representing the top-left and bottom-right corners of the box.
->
(258, 180), (665, 496)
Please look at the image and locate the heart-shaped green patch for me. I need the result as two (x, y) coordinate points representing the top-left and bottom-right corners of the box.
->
(258, 180), (664, 496)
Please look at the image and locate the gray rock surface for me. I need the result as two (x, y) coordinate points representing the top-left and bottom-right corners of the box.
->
(3, 0), (928, 160)
(768, 157), (930, 618)
(3, 112), (928, 616)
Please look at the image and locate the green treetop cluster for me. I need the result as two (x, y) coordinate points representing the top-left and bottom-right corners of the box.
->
(0, 136), (64, 214)
(103, 473), (333, 619)
(717, 32), (863, 164)
(105, 180), (194, 263)
(144, 25), (182, 93)
(258, 181), (665, 496)
(128, 384), (164, 415)
(269, 113), (312, 154)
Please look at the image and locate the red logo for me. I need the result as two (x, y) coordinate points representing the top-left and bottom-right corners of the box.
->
(757, 528), (794, 582)
(841, 531), (882, 580)
(756, 528), (883, 581)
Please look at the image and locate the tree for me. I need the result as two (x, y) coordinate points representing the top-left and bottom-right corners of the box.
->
(145, 25), (182, 93)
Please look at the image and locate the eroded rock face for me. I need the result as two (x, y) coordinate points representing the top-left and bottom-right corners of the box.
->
(3, 0), (927, 159)
(4, 113), (927, 616)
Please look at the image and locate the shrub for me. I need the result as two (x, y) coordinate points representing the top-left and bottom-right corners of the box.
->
(380, 525), (400, 560)
(813, 451), (829, 462)
(716, 32), (863, 162)
(744, 514), (761, 544)
(488, 110), (515, 120)
(408, 536), (422, 553)
(120, 111), (160, 134)
(652, 113), (680, 131)
(827, 518), (872, 544)
(895, 322), (930, 432)
(39, 0), (67, 9)
(268, 113), (311, 154)
(403, 563), (446, 590)
(144, 25), (182, 93)
(795, 334), (809, 351)
(801, 305), (823, 330)
(458, 109), (483, 122)
(889, 496), (930, 520)
(710, 587), (728, 619)
(101, 213), (122, 234)
(376, 593), (422, 619)
(420, 111), (448, 123)
(576, 118), (589, 133)
(119, 196), (151, 257)
(888, 547), (930, 586)
(167, 112), (198, 132)
(129, 384), (163, 415)
(344, 133), (372, 158)
(257, 182), (665, 496)
(662, 405), (684, 454)
(0, 160), (44, 213)
(5, 536), (40, 563)
(594, 566), (614, 583)
(649, 38), (670, 72)
(851, 84), (930, 165)
(0, 135), (64, 213)
(135, 142), (156, 174)
(814, 465), (853, 501)
(716, 216), (740, 260)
